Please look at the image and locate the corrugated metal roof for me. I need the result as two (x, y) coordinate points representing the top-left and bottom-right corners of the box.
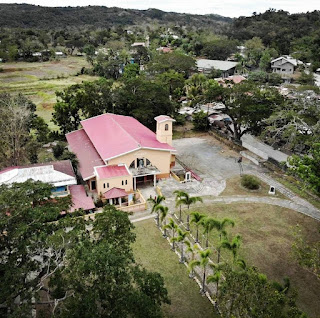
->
(197, 59), (238, 71)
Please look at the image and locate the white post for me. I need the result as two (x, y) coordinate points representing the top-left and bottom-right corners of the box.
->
(109, 199), (113, 205)
(119, 197), (122, 206)
(134, 177), (136, 190)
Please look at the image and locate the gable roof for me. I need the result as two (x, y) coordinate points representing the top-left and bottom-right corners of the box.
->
(196, 59), (238, 71)
(69, 185), (95, 212)
(95, 164), (130, 179)
(271, 56), (303, 67)
(80, 113), (175, 161)
(66, 129), (105, 181)
(104, 187), (128, 199)
(154, 115), (175, 123)
(0, 160), (76, 187)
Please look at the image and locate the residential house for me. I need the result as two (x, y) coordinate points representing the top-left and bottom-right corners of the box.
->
(197, 59), (238, 78)
(66, 114), (176, 207)
(0, 160), (95, 213)
(271, 55), (303, 76)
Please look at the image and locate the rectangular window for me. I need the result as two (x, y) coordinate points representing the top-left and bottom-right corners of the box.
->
(122, 180), (124, 185)
(125, 180), (127, 185)
(103, 183), (105, 189)
(91, 181), (96, 190)
(107, 183), (109, 188)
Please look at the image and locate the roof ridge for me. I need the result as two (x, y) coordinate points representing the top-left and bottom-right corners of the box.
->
(109, 114), (140, 147)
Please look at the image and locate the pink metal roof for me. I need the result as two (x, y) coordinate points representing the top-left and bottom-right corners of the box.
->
(81, 114), (175, 160)
(66, 129), (104, 180)
(154, 115), (175, 123)
(104, 187), (128, 199)
(69, 185), (95, 212)
(95, 165), (129, 179)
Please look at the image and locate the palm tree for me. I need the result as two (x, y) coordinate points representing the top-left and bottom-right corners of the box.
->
(207, 262), (225, 299)
(202, 217), (216, 248)
(189, 249), (211, 294)
(176, 192), (203, 231)
(164, 218), (178, 250)
(213, 218), (235, 263)
(173, 228), (189, 263)
(158, 205), (169, 237)
(148, 195), (165, 227)
(221, 234), (242, 263)
(190, 211), (206, 243)
(186, 241), (200, 278)
(173, 190), (187, 222)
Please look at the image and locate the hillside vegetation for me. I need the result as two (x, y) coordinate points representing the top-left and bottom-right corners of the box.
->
(0, 4), (231, 29)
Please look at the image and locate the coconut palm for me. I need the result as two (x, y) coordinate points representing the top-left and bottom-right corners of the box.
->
(158, 205), (169, 237)
(172, 228), (189, 263)
(202, 217), (216, 248)
(186, 241), (200, 278)
(221, 234), (242, 262)
(207, 262), (225, 299)
(176, 192), (203, 231)
(190, 211), (206, 243)
(189, 249), (211, 294)
(164, 218), (178, 250)
(173, 190), (187, 222)
(213, 218), (235, 263)
(148, 195), (165, 227)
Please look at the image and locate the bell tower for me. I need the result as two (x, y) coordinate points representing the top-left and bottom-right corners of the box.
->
(155, 115), (175, 146)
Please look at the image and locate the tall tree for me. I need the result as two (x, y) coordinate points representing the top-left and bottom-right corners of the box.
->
(175, 192), (203, 231)
(221, 234), (242, 263)
(148, 195), (166, 227)
(190, 211), (206, 243)
(164, 218), (178, 250)
(172, 228), (189, 263)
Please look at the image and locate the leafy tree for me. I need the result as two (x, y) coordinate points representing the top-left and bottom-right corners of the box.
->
(123, 63), (140, 79)
(189, 249), (211, 294)
(148, 195), (166, 227)
(192, 110), (208, 131)
(207, 262), (225, 299)
(190, 211), (206, 243)
(156, 70), (185, 101)
(175, 192), (203, 231)
(291, 226), (320, 280)
(164, 218), (178, 250)
(202, 217), (216, 248)
(221, 234), (242, 262)
(217, 264), (307, 318)
(0, 181), (170, 317)
(222, 82), (284, 140)
(201, 37), (237, 60)
(0, 93), (38, 167)
(173, 190), (187, 222)
(212, 218), (235, 263)
(172, 228), (189, 263)
(186, 241), (200, 278)
(288, 143), (320, 194)
(158, 205), (169, 236)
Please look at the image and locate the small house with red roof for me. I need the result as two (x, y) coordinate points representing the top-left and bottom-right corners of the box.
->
(66, 114), (176, 207)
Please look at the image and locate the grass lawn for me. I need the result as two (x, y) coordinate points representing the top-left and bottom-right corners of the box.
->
(132, 219), (217, 318)
(220, 175), (287, 199)
(0, 57), (99, 129)
(177, 203), (320, 318)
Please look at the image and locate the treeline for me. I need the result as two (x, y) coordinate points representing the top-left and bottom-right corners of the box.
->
(0, 4), (231, 29)
(227, 9), (320, 66)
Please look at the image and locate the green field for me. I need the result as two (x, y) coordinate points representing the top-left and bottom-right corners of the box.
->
(0, 57), (99, 129)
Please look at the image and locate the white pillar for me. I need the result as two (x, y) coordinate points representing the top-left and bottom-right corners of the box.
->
(134, 177), (136, 190)
(119, 197), (122, 206)
(154, 174), (156, 187)
(109, 199), (113, 205)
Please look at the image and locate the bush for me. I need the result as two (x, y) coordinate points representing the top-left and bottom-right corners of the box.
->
(241, 175), (260, 190)
(52, 142), (66, 159)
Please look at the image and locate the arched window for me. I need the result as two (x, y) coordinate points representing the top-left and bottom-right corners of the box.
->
(165, 124), (169, 131)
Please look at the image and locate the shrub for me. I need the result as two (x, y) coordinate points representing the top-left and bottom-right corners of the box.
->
(52, 142), (66, 159)
(241, 175), (260, 190)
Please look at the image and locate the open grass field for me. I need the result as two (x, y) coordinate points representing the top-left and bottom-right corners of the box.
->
(0, 57), (99, 129)
(175, 203), (320, 318)
(133, 219), (218, 318)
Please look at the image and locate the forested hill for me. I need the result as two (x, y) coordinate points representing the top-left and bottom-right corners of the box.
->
(227, 9), (320, 59)
(0, 4), (231, 29)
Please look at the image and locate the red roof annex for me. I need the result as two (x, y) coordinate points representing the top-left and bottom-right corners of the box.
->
(69, 185), (95, 212)
(95, 165), (129, 179)
(104, 187), (128, 200)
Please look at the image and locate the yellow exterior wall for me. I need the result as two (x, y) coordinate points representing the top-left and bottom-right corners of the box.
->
(108, 148), (173, 176)
(156, 121), (173, 146)
(96, 175), (133, 195)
